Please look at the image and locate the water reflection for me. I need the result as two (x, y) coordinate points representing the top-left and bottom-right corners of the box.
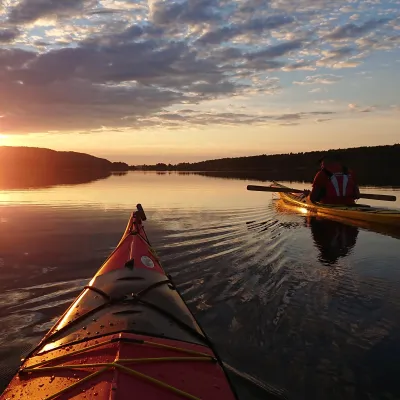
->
(306, 217), (359, 266)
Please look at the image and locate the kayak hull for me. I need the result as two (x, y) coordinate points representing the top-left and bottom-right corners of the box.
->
(272, 181), (400, 227)
(1, 206), (237, 400)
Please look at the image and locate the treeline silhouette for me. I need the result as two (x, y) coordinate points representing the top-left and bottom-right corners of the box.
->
(134, 144), (400, 186)
(0, 147), (129, 171)
(0, 147), (129, 189)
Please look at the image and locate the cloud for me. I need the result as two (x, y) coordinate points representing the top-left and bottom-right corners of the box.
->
(293, 74), (342, 85)
(349, 14), (360, 21)
(245, 39), (304, 60)
(348, 103), (376, 113)
(315, 46), (363, 68)
(0, 48), (37, 69)
(326, 18), (391, 41)
(8, 0), (96, 24)
(198, 15), (294, 44)
(281, 60), (316, 71)
(0, 27), (20, 43)
(128, 109), (337, 128)
(0, 0), (398, 135)
(151, 0), (222, 26)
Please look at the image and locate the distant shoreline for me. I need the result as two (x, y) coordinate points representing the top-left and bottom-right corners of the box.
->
(1, 144), (400, 188)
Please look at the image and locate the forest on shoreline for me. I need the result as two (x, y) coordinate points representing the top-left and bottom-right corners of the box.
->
(133, 144), (400, 186)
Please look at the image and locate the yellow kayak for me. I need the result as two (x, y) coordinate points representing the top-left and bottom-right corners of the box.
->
(271, 181), (400, 227)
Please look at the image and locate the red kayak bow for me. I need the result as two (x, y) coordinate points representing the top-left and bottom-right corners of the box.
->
(1, 204), (238, 400)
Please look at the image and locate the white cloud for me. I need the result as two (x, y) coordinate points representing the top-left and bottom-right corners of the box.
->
(294, 74), (343, 85)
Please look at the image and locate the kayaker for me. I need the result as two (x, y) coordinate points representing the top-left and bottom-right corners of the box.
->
(306, 153), (360, 205)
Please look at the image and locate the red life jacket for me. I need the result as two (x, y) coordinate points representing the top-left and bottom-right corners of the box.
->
(320, 164), (357, 205)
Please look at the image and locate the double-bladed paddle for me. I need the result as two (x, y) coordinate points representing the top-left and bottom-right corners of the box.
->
(247, 185), (397, 202)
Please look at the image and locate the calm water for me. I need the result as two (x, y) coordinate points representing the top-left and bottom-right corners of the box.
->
(1, 172), (400, 400)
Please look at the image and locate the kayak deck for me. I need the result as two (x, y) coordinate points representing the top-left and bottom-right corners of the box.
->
(1, 205), (237, 400)
(272, 181), (400, 227)
(13, 332), (227, 400)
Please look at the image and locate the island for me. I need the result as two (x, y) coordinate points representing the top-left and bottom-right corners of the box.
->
(0, 146), (129, 189)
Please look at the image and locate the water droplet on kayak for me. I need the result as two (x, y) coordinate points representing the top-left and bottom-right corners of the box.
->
(92, 319), (97, 322)
(109, 322), (114, 326)
(39, 384), (44, 388)
(94, 393), (98, 396)
(96, 331), (99, 334)
(100, 324), (104, 328)
(82, 326), (87, 330)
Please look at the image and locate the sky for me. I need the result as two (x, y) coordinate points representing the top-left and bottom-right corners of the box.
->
(0, 0), (399, 164)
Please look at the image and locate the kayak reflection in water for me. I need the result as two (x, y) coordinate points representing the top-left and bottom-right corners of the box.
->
(304, 153), (360, 205)
(306, 216), (359, 265)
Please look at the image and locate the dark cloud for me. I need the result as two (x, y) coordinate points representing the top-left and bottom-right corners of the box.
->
(0, 48), (36, 70)
(282, 60), (314, 71)
(277, 113), (302, 120)
(245, 59), (285, 70)
(198, 15), (294, 44)
(0, 32), (235, 132)
(88, 9), (125, 15)
(326, 18), (390, 41)
(0, 28), (19, 43)
(151, 0), (222, 26)
(0, 77), (186, 133)
(245, 39), (303, 60)
(8, 0), (95, 24)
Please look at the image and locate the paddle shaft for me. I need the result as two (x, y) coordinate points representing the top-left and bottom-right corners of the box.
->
(247, 185), (397, 202)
